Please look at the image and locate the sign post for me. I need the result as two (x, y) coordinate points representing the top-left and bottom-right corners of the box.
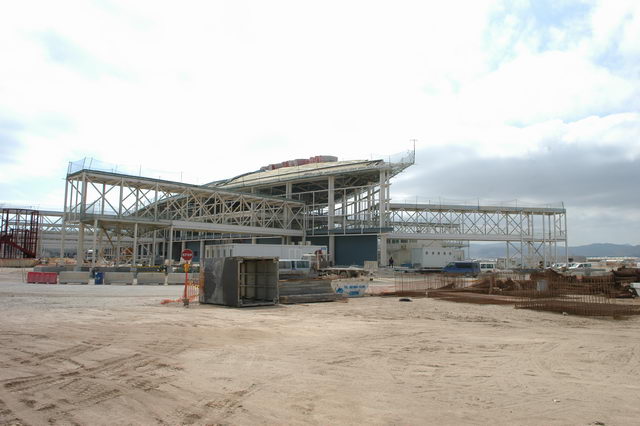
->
(181, 249), (193, 306)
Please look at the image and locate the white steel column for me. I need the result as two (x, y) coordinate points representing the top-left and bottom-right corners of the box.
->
(519, 212), (524, 268)
(564, 213), (569, 263)
(379, 170), (388, 267)
(116, 232), (121, 266)
(168, 226), (174, 263)
(152, 230), (157, 265)
(77, 173), (87, 267)
(380, 234), (388, 266)
(60, 220), (66, 258)
(542, 214), (547, 267)
(91, 218), (98, 268)
(342, 188), (347, 230)
(367, 186), (372, 225)
(132, 223), (138, 265)
(77, 224), (85, 268)
(199, 239), (205, 263)
(553, 213), (558, 264)
(61, 178), (69, 258)
(379, 170), (386, 229)
(285, 182), (292, 244)
(97, 228), (104, 265)
(251, 187), (257, 243)
(328, 176), (335, 264)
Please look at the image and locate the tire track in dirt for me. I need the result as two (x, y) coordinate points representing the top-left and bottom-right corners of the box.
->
(1, 345), (188, 424)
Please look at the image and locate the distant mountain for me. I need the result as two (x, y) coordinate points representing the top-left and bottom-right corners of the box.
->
(470, 243), (640, 259)
(568, 243), (640, 257)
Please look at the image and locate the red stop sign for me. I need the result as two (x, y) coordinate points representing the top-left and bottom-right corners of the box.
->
(181, 249), (193, 262)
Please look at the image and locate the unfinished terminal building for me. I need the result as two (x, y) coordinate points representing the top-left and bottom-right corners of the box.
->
(38, 150), (568, 268)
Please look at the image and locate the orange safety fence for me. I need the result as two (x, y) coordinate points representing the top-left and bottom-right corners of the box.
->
(160, 273), (202, 305)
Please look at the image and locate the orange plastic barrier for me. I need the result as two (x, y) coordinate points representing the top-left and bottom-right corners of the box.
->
(160, 277), (201, 305)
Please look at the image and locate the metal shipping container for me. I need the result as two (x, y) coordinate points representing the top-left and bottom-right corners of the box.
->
(200, 257), (279, 307)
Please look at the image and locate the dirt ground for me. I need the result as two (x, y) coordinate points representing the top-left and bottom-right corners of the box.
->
(1, 268), (639, 425)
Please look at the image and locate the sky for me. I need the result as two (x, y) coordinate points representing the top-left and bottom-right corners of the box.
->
(0, 0), (638, 245)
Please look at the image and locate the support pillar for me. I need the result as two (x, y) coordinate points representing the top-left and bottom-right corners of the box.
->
(132, 223), (138, 265)
(379, 170), (387, 230)
(519, 213), (524, 269)
(199, 239), (205, 263)
(506, 242), (510, 268)
(564, 213), (569, 263)
(77, 223), (85, 269)
(61, 179), (69, 258)
(329, 235), (335, 266)
(116, 231), (121, 266)
(328, 176), (335, 264)
(152, 230), (157, 266)
(542, 214), (547, 268)
(91, 218), (98, 268)
(380, 234), (387, 266)
(60, 220), (66, 258)
(284, 182), (292, 245)
(168, 226), (174, 263)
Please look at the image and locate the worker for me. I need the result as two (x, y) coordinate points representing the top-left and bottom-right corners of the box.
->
(389, 256), (394, 268)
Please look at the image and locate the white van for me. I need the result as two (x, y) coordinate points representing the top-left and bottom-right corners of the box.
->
(278, 259), (311, 278)
(568, 263), (592, 270)
(478, 261), (496, 273)
(567, 263), (593, 276)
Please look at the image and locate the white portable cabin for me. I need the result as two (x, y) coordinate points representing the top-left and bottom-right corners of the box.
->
(204, 243), (327, 260)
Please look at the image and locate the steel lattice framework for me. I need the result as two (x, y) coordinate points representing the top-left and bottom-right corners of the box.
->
(387, 203), (568, 267)
(0, 209), (40, 258)
(30, 151), (569, 269)
(65, 170), (305, 233)
(61, 169), (305, 265)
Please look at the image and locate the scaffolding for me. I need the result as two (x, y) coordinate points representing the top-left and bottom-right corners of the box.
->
(0, 209), (40, 259)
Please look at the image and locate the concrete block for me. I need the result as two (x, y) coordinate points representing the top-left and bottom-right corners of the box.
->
(104, 272), (135, 285)
(136, 272), (166, 285)
(167, 272), (187, 285)
(58, 271), (91, 284)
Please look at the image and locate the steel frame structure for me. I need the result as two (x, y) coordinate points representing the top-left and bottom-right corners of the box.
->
(33, 149), (568, 269)
(62, 169), (305, 266)
(214, 151), (415, 264)
(0, 209), (40, 258)
(388, 203), (568, 267)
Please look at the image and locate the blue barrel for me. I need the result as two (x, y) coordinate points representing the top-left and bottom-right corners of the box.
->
(95, 271), (104, 285)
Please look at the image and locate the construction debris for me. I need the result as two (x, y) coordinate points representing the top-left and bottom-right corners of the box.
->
(278, 279), (344, 304)
(393, 270), (640, 318)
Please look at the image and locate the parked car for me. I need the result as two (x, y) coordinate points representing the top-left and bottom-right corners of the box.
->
(568, 263), (592, 270)
(479, 261), (496, 273)
(278, 259), (311, 278)
(442, 261), (481, 277)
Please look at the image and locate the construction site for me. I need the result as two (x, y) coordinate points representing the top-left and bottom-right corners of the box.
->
(1, 152), (639, 425)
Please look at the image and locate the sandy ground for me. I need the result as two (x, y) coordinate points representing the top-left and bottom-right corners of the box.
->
(1, 268), (639, 425)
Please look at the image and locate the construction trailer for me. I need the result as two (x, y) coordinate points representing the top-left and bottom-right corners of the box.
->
(203, 243), (327, 261)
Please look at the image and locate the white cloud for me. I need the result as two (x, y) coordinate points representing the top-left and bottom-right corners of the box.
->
(0, 0), (639, 243)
